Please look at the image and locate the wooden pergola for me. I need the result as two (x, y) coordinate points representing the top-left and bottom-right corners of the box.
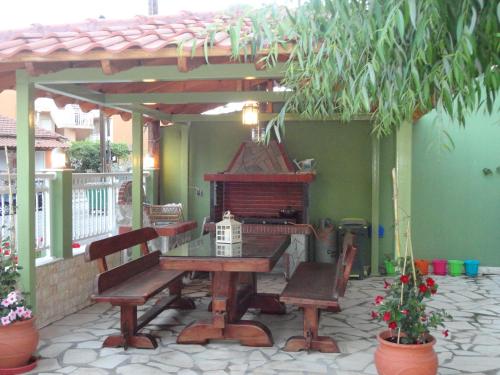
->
(0, 12), (380, 307)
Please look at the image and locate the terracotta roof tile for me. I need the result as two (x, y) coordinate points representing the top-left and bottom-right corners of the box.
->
(0, 12), (253, 61)
(0, 114), (69, 149)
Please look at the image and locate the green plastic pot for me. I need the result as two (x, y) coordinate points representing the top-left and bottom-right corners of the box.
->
(448, 260), (464, 276)
(384, 260), (396, 276)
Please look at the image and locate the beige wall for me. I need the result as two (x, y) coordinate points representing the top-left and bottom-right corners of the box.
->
(0, 90), (16, 119)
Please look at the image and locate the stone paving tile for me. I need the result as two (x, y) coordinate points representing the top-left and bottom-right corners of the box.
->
(31, 274), (500, 374)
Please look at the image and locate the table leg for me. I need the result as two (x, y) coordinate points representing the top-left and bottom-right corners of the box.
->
(240, 272), (286, 315)
(177, 271), (274, 346)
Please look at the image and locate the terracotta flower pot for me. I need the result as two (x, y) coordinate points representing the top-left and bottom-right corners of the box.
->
(0, 318), (39, 369)
(374, 330), (438, 375)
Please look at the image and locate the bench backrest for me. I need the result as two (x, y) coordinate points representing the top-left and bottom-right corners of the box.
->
(85, 227), (159, 273)
(95, 250), (161, 293)
(333, 232), (357, 298)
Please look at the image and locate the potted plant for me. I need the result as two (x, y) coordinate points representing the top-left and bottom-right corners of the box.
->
(0, 237), (39, 370)
(371, 256), (451, 375)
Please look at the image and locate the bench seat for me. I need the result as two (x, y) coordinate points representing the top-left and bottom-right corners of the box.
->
(279, 243), (357, 353)
(280, 262), (339, 309)
(93, 265), (185, 305)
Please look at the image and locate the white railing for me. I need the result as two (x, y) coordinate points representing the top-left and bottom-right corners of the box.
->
(72, 172), (132, 245)
(0, 172), (55, 260)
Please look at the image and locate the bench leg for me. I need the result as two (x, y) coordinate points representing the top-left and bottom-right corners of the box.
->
(103, 305), (158, 350)
(168, 277), (196, 310)
(283, 306), (340, 353)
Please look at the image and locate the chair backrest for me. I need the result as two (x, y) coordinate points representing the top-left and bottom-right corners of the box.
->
(85, 227), (158, 273)
(144, 203), (184, 225)
(332, 231), (357, 298)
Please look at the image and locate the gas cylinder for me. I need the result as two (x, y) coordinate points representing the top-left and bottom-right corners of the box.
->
(315, 218), (337, 263)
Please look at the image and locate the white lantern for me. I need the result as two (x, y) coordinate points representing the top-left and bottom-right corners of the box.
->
(216, 211), (242, 243)
(216, 242), (242, 257)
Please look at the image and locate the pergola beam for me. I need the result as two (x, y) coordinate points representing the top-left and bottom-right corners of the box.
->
(28, 63), (286, 84)
(104, 91), (288, 105)
(169, 113), (372, 123)
(36, 83), (105, 106)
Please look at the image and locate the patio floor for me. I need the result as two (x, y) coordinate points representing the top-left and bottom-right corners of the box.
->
(31, 273), (500, 375)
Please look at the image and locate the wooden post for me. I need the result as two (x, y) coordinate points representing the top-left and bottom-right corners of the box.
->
(132, 112), (144, 258)
(50, 169), (73, 259)
(15, 70), (36, 309)
(371, 133), (380, 275)
(395, 121), (413, 258)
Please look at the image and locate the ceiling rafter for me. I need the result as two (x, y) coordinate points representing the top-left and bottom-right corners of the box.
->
(104, 91), (288, 105)
(27, 63), (286, 85)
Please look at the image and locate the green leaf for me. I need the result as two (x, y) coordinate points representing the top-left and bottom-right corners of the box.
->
(468, 6), (478, 34)
(456, 13), (464, 40)
(396, 8), (405, 40)
(408, 0), (417, 30)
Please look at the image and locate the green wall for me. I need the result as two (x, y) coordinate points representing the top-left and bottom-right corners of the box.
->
(160, 127), (183, 206)
(412, 99), (500, 266)
(161, 120), (396, 266)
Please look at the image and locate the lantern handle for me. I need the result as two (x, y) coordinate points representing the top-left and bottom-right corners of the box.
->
(223, 210), (233, 219)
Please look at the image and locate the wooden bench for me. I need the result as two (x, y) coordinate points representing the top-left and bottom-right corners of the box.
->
(280, 242), (357, 353)
(85, 227), (195, 349)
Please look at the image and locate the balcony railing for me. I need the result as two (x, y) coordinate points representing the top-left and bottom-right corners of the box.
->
(72, 173), (132, 246)
(0, 172), (55, 260)
(0, 171), (151, 260)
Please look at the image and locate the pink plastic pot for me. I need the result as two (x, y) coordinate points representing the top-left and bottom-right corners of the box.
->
(432, 259), (447, 276)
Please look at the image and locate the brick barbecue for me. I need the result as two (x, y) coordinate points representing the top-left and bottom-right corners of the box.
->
(204, 141), (315, 227)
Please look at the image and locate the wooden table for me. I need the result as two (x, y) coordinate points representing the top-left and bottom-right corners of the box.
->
(160, 233), (291, 347)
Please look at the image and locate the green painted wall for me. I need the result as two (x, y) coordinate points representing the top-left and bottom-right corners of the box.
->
(160, 126), (183, 205)
(412, 98), (500, 266)
(161, 121), (396, 267)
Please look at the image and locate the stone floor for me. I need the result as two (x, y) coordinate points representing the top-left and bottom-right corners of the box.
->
(30, 273), (500, 375)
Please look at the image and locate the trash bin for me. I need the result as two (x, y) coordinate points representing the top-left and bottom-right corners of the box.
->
(337, 218), (370, 279)
(87, 188), (108, 214)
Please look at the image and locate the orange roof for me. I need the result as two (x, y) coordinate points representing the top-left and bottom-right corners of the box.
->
(0, 12), (251, 61)
(0, 114), (69, 150)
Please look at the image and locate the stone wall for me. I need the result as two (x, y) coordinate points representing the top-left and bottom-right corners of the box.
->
(36, 252), (120, 328)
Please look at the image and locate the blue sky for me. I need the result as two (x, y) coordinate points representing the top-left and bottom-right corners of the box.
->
(0, 0), (292, 30)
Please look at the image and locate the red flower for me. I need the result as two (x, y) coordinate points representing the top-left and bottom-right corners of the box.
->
(400, 275), (410, 284)
(375, 295), (384, 305)
(383, 311), (391, 321)
(384, 280), (391, 289)
(0, 247), (2, 254)
(431, 287), (437, 295)
(388, 321), (397, 329)
(72, 243), (81, 249)
(442, 329), (449, 338)
(13, 256), (18, 264)
(419, 284), (428, 293)
(426, 277), (435, 287)
(371, 311), (379, 319)
(4, 250), (10, 256)
(4, 242), (9, 248)
(401, 309), (409, 315)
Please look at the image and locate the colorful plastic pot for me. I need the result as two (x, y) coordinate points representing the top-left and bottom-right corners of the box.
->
(464, 259), (480, 277)
(384, 260), (396, 276)
(415, 259), (430, 275)
(432, 259), (447, 276)
(448, 260), (464, 276)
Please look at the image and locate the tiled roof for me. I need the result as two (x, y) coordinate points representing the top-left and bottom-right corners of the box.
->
(0, 12), (251, 60)
(0, 114), (70, 149)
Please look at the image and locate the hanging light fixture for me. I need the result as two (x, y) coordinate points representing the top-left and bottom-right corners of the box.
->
(241, 101), (259, 126)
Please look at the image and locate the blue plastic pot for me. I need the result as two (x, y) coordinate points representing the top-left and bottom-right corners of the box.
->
(464, 260), (480, 277)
